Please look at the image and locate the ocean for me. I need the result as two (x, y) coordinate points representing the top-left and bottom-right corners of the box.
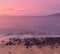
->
(0, 16), (60, 37)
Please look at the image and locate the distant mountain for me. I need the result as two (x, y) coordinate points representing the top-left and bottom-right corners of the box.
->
(44, 13), (60, 17)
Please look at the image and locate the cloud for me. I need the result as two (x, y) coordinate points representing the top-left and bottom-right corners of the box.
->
(0, 8), (28, 15)
(2, 8), (14, 11)
(19, 9), (27, 12)
(7, 9), (14, 11)
(1, 8), (27, 12)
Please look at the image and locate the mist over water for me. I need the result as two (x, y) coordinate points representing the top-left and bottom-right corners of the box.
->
(0, 16), (60, 36)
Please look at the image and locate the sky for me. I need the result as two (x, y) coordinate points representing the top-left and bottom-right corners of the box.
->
(0, 0), (60, 16)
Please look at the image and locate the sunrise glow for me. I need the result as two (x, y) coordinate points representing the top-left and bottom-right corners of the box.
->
(0, 0), (60, 15)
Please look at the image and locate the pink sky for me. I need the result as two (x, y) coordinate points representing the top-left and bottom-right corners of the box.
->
(0, 0), (60, 15)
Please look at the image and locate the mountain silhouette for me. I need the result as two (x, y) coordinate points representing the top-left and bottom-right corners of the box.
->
(45, 13), (60, 17)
